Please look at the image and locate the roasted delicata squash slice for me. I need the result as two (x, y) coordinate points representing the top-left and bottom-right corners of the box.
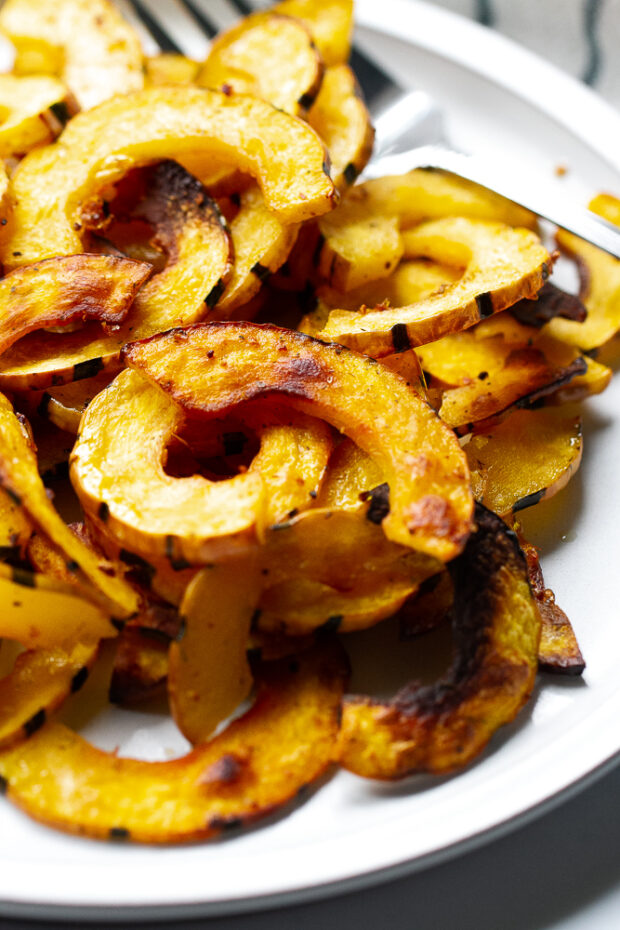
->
(0, 563), (116, 649)
(215, 185), (299, 315)
(273, 0), (353, 67)
(466, 408), (583, 517)
(312, 258), (460, 317)
(518, 533), (585, 675)
(71, 368), (333, 564)
(316, 438), (385, 510)
(123, 322), (474, 562)
(0, 162), (232, 390)
(316, 169), (537, 292)
(0, 392), (138, 619)
(33, 371), (115, 434)
(71, 369), (264, 565)
(262, 508), (437, 590)
(0, 74), (78, 158)
(0, 641), (98, 750)
(339, 504), (541, 778)
(198, 12), (323, 117)
(169, 555), (262, 744)
(0, 254), (150, 358)
(258, 573), (422, 636)
(418, 314), (594, 433)
(544, 206), (620, 351)
(0, 0), (144, 110)
(0, 487), (32, 559)
(3, 86), (336, 269)
(311, 217), (551, 356)
(0, 641), (348, 843)
(145, 55), (200, 88)
(307, 64), (374, 190)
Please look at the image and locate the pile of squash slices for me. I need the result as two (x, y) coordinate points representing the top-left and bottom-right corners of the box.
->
(0, 0), (618, 845)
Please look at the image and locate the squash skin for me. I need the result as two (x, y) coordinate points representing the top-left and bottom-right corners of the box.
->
(123, 322), (474, 563)
(311, 217), (551, 355)
(0, 641), (348, 843)
(2, 86), (336, 269)
(338, 504), (541, 778)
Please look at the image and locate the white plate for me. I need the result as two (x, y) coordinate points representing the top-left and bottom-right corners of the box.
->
(2, 0), (620, 920)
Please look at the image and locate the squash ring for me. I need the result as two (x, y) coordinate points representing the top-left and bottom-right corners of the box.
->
(122, 322), (474, 563)
(2, 86), (336, 268)
(338, 504), (541, 778)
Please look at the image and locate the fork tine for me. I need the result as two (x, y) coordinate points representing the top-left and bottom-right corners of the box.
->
(129, 0), (184, 54)
(176, 0), (218, 39)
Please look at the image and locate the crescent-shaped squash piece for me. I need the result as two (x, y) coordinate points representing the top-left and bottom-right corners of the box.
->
(0, 392), (139, 619)
(312, 217), (551, 355)
(198, 13), (323, 117)
(123, 322), (474, 563)
(0, 641), (348, 843)
(338, 504), (540, 778)
(0, 254), (150, 357)
(2, 86), (336, 268)
(0, 0), (144, 110)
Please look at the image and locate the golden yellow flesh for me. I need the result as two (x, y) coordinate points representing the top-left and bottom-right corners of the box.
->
(0, 0), (144, 110)
(0, 642), (98, 749)
(124, 323), (474, 563)
(0, 643), (348, 843)
(315, 217), (551, 356)
(308, 64), (374, 190)
(169, 556), (262, 744)
(317, 169), (537, 292)
(216, 185), (299, 315)
(0, 74), (77, 157)
(466, 408), (583, 516)
(0, 254), (150, 357)
(0, 564), (115, 648)
(198, 13), (323, 116)
(273, 0), (353, 66)
(70, 369), (264, 565)
(2, 86), (336, 268)
(0, 392), (138, 618)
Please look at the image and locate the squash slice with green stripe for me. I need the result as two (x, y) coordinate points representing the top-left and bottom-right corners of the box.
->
(0, 641), (348, 843)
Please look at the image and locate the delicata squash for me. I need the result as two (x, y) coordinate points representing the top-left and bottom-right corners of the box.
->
(0, 74), (78, 158)
(0, 391), (138, 619)
(2, 86), (337, 269)
(70, 369), (333, 565)
(0, 254), (150, 357)
(339, 505), (541, 778)
(0, 0), (144, 110)
(0, 641), (348, 843)
(308, 217), (551, 356)
(198, 12), (324, 117)
(0, 163), (233, 391)
(123, 322), (474, 563)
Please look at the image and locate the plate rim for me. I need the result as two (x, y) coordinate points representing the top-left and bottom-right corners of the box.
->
(3, 0), (620, 919)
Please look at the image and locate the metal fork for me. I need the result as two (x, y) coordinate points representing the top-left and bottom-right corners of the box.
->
(124, 0), (620, 259)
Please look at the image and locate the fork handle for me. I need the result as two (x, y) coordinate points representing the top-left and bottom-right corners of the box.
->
(369, 146), (620, 260)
